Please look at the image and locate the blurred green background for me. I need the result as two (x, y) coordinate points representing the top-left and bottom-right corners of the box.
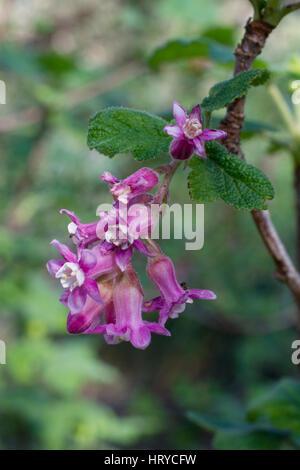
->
(1, 0), (300, 450)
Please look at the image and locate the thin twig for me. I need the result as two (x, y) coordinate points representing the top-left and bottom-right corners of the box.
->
(220, 18), (300, 321)
(154, 160), (181, 205)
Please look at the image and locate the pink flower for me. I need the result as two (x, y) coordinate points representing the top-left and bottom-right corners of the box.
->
(46, 240), (117, 314)
(96, 196), (157, 271)
(101, 167), (159, 203)
(60, 209), (99, 248)
(85, 266), (170, 350)
(164, 101), (227, 160)
(67, 276), (115, 334)
(145, 254), (216, 325)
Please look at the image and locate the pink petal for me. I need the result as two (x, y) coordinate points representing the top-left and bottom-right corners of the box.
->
(46, 259), (64, 277)
(60, 209), (81, 225)
(170, 138), (194, 160)
(143, 296), (164, 312)
(130, 325), (151, 350)
(79, 249), (97, 271)
(50, 239), (77, 263)
(59, 289), (70, 306)
(84, 278), (103, 304)
(145, 321), (171, 336)
(67, 295), (104, 334)
(122, 168), (159, 195)
(133, 239), (154, 257)
(101, 171), (119, 184)
(164, 125), (183, 138)
(201, 129), (227, 141)
(115, 246), (133, 272)
(67, 286), (87, 313)
(189, 104), (202, 123)
(158, 303), (173, 326)
(192, 137), (206, 158)
(188, 289), (217, 300)
(84, 324), (107, 335)
(173, 101), (187, 126)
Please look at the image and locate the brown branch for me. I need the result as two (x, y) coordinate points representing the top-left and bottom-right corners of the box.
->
(295, 164), (300, 268)
(220, 18), (300, 316)
(154, 160), (181, 204)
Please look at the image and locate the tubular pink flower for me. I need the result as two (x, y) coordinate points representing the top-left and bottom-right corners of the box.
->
(85, 266), (170, 349)
(46, 240), (119, 314)
(96, 198), (157, 265)
(146, 254), (216, 325)
(101, 167), (159, 203)
(67, 277), (115, 334)
(164, 101), (227, 160)
(60, 209), (99, 247)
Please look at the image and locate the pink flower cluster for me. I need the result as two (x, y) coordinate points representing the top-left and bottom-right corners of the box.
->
(47, 103), (218, 350)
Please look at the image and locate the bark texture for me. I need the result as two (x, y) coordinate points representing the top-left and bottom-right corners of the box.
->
(219, 18), (300, 310)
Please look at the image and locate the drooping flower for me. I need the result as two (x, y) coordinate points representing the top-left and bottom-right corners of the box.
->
(145, 254), (216, 325)
(164, 101), (227, 160)
(96, 193), (157, 271)
(67, 276), (116, 334)
(60, 209), (99, 248)
(85, 265), (170, 349)
(101, 167), (159, 203)
(46, 240), (117, 314)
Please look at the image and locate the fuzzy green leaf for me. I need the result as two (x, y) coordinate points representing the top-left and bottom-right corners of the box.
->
(148, 38), (233, 69)
(188, 141), (274, 210)
(87, 107), (170, 160)
(201, 68), (270, 112)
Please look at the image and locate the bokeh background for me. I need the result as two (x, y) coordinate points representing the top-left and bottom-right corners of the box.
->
(1, 0), (300, 450)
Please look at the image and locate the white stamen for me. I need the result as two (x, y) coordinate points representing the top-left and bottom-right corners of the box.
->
(55, 262), (85, 291)
(183, 118), (202, 139)
(68, 222), (77, 235)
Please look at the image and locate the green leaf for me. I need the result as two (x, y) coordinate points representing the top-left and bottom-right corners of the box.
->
(188, 141), (274, 210)
(248, 378), (300, 435)
(87, 107), (170, 160)
(148, 38), (233, 70)
(202, 26), (236, 46)
(187, 411), (287, 450)
(201, 68), (270, 112)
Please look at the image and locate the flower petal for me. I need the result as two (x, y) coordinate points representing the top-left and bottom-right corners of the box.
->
(101, 171), (119, 184)
(173, 101), (187, 126)
(192, 137), (206, 158)
(50, 239), (77, 262)
(115, 246), (133, 272)
(84, 278), (103, 304)
(46, 259), (64, 277)
(60, 209), (81, 225)
(164, 125), (183, 138)
(67, 286), (87, 313)
(143, 296), (164, 312)
(59, 289), (70, 306)
(79, 249), (97, 271)
(201, 129), (227, 141)
(84, 324), (107, 335)
(189, 104), (202, 123)
(145, 321), (171, 336)
(133, 239), (154, 257)
(130, 325), (151, 350)
(188, 289), (217, 300)
(170, 138), (194, 160)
